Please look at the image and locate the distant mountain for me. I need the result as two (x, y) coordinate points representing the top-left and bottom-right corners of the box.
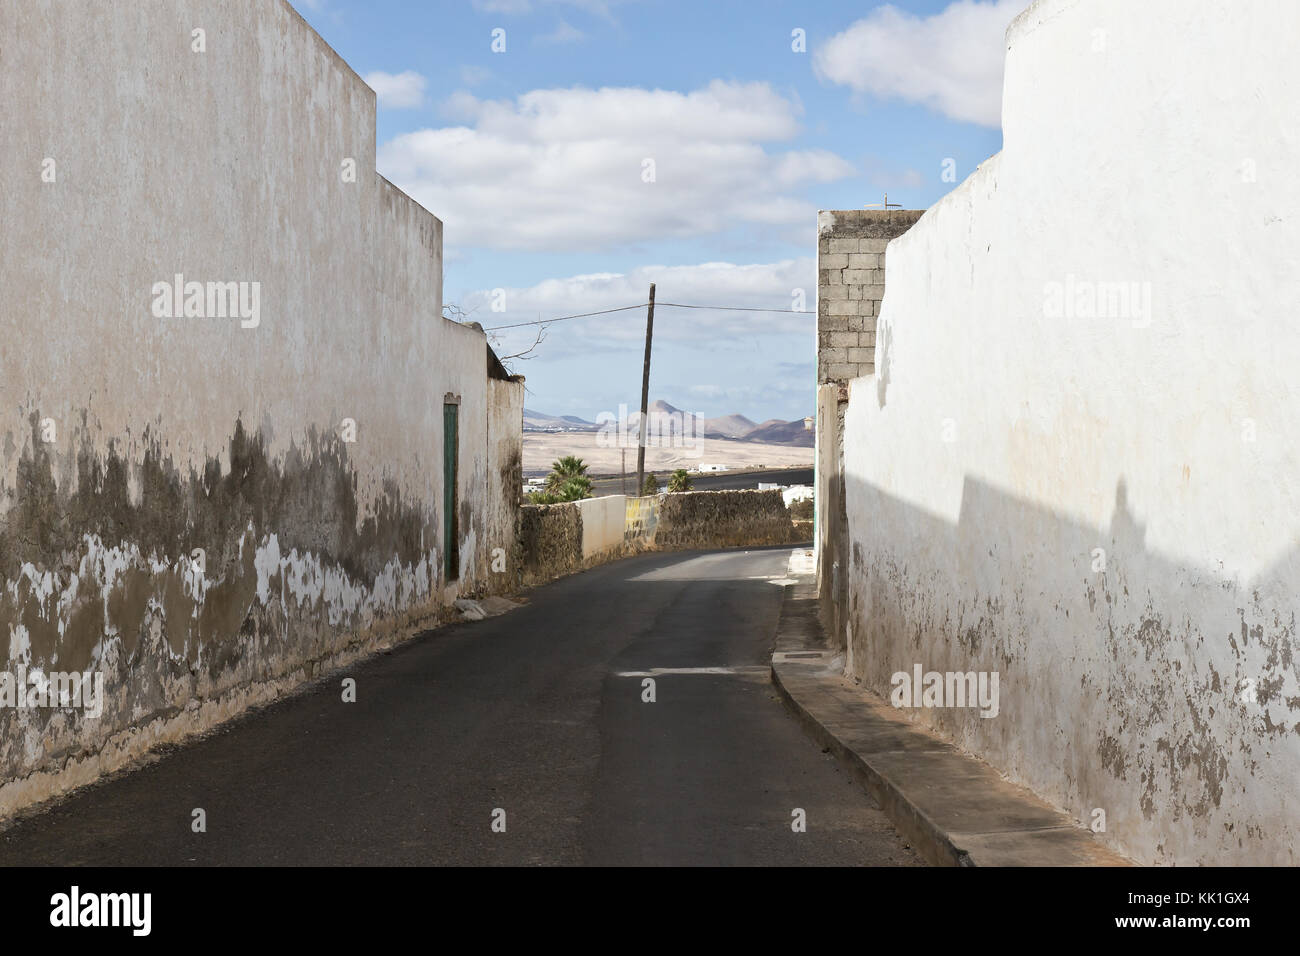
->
(621, 399), (690, 430)
(702, 413), (758, 439)
(525, 401), (812, 446)
(743, 419), (814, 447)
(523, 408), (596, 431)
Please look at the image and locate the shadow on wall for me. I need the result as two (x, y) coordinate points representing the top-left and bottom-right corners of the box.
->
(844, 468), (1298, 866)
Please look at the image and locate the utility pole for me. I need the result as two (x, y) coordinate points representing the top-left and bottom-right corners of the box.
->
(635, 283), (655, 496)
(621, 448), (626, 496)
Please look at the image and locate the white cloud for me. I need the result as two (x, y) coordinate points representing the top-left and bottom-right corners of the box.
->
(363, 70), (427, 110)
(460, 65), (494, 87)
(458, 258), (816, 358)
(535, 20), (586, 45)
(378, 82), (853, 251)
(814, 0), (1027, 128)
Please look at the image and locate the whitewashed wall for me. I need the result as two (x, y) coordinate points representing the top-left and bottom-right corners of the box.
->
(0, 0), (521, 811)
(843, 0), (1300, 864)
(576, 496), (628, 560)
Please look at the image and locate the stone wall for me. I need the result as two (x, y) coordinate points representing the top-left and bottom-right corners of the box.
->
(518, 489), (807, 589)
(516, 503), (583, 588)
(652, 490), (799, 551)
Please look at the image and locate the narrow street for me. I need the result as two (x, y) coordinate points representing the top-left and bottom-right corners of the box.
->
(0, 547), (920, 866)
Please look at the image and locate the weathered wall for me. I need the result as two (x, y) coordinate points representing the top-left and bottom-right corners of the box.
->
(815, 212), (921, 651)
(483, 376), (524, 586)
(815, 384), (848, 653)
(517, 504), (583, 588)
(842, 0), (1300, 864)
(654, 490), (798, 551)
(518, 489), (804, 588)
(576, 495), (627, 560)
(624, 496), (659, 543)
(817, 209), (924, 385)
(0, 0), (520, 811)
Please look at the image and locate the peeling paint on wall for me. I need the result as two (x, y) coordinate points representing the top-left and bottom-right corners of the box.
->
(0, 414), (446, 790)
(0, 0), (524, 813)
(837, 0), (1300, 865)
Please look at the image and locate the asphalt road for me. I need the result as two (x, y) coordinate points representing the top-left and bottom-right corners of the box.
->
(0, 547), (920, 866)
(588, 466), (813, 497)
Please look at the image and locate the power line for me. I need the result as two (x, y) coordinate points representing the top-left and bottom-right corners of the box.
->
(481, 300), (808, 331)
(658, 302), (806, 314)
(482, 304), (648, 331)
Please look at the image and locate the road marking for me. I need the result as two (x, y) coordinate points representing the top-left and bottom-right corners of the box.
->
(614, 666), (771, 677)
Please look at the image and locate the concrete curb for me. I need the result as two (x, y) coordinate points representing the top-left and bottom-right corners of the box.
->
(770, 654), (974, 867)
(771, 573), (1132, 867)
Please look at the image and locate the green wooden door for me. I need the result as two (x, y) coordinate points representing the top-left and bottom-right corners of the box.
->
(443, 403), (459, 581)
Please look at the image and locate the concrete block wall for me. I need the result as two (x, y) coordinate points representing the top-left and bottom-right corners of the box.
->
(817, 209), (925, 384)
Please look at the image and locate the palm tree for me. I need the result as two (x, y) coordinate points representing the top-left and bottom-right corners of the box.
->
(545, 455), (588, 493)
(666, 468), (693, 493)
(556, 475), (593, 501)
(528, 474), (593, 504)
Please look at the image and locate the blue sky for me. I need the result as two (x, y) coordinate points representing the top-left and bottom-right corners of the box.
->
(291, 0), (1023, 421)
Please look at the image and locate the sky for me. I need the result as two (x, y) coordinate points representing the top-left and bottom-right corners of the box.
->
(290, 0), (1026, 422)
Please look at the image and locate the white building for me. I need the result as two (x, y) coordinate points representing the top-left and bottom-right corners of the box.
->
(0, 0), (523, 814)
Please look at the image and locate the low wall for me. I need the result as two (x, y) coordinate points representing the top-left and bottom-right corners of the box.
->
(625, 496), (659, 543)
(518, 489), (807, 589)
(576, 496), (626, 559)
(653, 490), (800, 551)
(517, 503), (583, 588)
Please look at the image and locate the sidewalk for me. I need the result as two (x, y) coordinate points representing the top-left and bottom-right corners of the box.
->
(772, 553), (1131, 867)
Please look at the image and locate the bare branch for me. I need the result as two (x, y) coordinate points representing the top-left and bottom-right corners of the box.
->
(497, 322), (548, 365)
(442, 301), (479, 323)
